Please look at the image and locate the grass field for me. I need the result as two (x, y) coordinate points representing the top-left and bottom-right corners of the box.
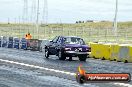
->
(0, 21), (132, 43)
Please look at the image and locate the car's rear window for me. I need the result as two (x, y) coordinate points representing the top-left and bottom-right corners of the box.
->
(64, 37), (85, 45)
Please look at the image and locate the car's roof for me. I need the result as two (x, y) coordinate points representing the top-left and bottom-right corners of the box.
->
(60, 36), (81, 38)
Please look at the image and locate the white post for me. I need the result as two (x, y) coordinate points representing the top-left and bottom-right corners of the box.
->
(36, 0), (39, 39)
(114, 0), (118, 42)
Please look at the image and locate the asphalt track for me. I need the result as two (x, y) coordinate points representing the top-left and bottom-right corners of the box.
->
(0, 47), (132, 87)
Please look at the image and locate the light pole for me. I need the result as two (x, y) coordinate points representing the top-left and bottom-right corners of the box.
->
(114, 0), (118, 42)
(36, 0), (40, 39)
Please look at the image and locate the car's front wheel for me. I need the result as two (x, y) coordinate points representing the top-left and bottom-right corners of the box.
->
(78, 55), (87, 61)
(45, 49), (49, 58)
(58, 50), (66, 60)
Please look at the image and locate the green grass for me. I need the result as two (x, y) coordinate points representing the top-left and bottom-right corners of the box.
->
(41, 21), (132, 29)
(0, 22), (132, 43)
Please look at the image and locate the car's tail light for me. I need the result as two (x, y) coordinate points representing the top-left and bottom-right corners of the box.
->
(86, 48), (91, 52)
(86, 47), (91, 52)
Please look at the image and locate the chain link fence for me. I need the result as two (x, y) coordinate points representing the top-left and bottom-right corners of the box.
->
(0, 24), (132, 44)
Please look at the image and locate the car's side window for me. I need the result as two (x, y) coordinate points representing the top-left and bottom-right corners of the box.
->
(57, 37), (62, 44)
(62, 37), (66, 44)
(52, 36), (59, 43)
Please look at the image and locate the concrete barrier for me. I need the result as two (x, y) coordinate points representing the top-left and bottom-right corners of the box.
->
(127, 45), (132, 63)
(101, 44), (111, 60)
(120, 44), (132, 63)
(110, 44), (120, 61)
(90, 43), (103, 59)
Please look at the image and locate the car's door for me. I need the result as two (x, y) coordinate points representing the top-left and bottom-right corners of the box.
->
(56, 36), (63, 50)
(48, 36), (60, 54)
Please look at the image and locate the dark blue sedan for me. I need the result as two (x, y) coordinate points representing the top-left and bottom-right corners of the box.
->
(45, 36), (91, 61)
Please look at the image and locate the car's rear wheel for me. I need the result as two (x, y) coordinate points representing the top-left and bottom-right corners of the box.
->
(45, 49), (49, 58)
(58, 50), (66, 60)
(78, 55), (87, 61)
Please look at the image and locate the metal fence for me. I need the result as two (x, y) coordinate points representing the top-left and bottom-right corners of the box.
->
(0, 25), (132, 44)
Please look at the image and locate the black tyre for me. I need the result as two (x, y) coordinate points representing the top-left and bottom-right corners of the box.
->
(45, 49), (49, 58)
(124, 60), (128, 63)
(69, 57), (72, 61)
(79, 76), (86, 84)
(76, 75), (86, 84)
(78, 55), (87, 61)
(58, 50), (66, 60)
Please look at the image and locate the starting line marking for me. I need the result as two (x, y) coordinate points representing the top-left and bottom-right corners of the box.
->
(0, 58), (132, 87)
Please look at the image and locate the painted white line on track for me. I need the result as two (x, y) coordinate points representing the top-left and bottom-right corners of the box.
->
(0, 59), (75, 76)
(0, 58), (132, 87)
(113, 83), (132, 87)
(0, 57), (99, 87)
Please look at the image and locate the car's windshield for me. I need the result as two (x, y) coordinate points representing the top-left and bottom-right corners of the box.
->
(64, 37), (85, 45)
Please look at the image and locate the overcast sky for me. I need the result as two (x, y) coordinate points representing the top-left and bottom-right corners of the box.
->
(0, 0), (132, 23)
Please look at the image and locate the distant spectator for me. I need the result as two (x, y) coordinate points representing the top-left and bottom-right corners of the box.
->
(25, 32), (32, 39)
